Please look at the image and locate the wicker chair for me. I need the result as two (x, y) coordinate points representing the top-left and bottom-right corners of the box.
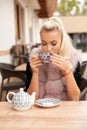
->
(0, 63), (26, 101)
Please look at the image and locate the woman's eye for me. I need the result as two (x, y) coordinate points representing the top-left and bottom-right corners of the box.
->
(42, 42), (47, 46)
(51, 42), (57, 46)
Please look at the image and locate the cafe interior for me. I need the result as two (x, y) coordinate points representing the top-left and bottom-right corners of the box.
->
(0, 0), (87, 101)
(0, 1), (87, 130)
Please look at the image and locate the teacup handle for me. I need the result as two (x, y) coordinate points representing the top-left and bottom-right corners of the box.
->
(7, 92), (15, 103)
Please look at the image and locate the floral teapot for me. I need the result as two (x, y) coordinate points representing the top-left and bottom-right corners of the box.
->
(6, 88), (36, 111)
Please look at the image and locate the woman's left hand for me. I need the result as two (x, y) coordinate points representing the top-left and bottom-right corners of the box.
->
(50, 53), (72, 75)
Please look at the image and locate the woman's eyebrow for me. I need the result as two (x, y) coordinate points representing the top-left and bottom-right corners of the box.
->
(41, 40), (57, 43)
(50, 40), (58, 43)
(41, 40), (47, 43)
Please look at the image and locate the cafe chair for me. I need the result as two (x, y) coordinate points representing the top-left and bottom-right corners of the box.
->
(80, 86), (87, 100)
(79, 61), (87, 100)
(0, 63), (26, 101)
(10, 45), (29, 65)
(80, 61), (87, 76)
(79, 76), (87, 100)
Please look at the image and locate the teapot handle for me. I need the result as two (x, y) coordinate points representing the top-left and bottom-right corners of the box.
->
(6, 92), (15, 103)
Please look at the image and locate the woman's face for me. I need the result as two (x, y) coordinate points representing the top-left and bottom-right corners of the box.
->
(40, 29), (62, 53)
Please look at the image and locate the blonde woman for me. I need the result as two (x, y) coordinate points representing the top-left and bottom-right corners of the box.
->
(26, 17), (81, 101)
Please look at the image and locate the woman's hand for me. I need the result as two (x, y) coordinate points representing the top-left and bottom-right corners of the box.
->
(30, 55), (42, 73)
(51, 53), (72, 76)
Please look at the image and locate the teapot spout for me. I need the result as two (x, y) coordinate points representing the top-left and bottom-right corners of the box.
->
(30, 92), (36, 105)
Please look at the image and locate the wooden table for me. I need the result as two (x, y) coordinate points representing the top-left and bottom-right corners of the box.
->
(0, 101), (87, 130)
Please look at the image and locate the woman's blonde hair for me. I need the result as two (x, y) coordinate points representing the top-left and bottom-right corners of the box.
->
(40, 16), (73, 58)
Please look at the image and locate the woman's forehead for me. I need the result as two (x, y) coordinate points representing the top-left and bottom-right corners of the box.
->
(41, 30), (62, 39)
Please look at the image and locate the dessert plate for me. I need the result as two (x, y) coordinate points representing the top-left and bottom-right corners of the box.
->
(35, 98), (61, 107)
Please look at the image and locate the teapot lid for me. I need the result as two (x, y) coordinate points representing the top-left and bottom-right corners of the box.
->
(13, 87), (30, 99)
(19, 88), (24, 92)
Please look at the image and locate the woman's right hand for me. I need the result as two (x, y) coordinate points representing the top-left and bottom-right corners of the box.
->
(30, 55), (42, 73)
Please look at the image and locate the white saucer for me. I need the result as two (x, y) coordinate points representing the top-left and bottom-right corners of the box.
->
(35, 98), (61, 108)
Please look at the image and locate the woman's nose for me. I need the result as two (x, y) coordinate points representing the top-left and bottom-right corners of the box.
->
(47, 45), (51, 51)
